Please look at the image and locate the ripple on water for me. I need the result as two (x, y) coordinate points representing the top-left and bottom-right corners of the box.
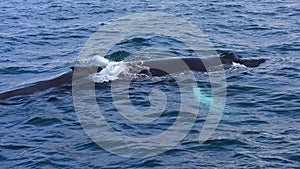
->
(0, 0), (299, 168)
(23, 117), (62, 127)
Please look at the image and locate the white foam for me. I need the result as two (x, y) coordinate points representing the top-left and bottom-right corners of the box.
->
(77, 55), (129, 83)
(78, 55), (153, 83)
(78, 55), (109, 67)
(233, 62), (246, 68)
(92, 61), (127, 83)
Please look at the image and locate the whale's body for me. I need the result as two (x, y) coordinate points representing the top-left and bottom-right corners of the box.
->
(0, 52), (265, 100)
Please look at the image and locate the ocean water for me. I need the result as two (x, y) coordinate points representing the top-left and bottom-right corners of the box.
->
(0, 0), (299, 168)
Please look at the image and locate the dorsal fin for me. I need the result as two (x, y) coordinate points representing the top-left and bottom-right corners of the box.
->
(220, 52), (241, 61)
(70, 66), (102, 72)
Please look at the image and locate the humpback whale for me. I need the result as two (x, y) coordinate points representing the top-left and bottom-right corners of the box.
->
(0, 52), (265, 100)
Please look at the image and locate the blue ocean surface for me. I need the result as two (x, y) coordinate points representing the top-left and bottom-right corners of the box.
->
(0, 0), (299, 168)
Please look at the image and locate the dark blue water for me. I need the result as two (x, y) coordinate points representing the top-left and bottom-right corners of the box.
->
(1, 0), (299, 168)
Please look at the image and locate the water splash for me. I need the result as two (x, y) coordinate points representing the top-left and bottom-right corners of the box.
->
(92, 61), (127, 83)
(232, 62), (247, 68)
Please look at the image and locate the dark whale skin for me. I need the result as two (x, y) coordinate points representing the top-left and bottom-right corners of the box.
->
(0, 52), (265, 100)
